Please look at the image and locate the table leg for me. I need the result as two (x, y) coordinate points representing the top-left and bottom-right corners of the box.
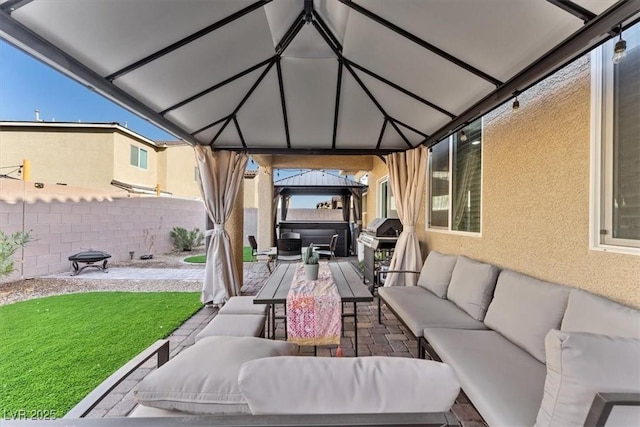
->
(270, 304), (276, 340)
(353, 302), (358, 357)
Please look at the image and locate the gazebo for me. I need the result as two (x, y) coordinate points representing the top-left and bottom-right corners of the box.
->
(274, 170), (366, 256)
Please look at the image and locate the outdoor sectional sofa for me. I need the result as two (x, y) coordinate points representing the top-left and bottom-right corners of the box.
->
(378, 251), (640, 426)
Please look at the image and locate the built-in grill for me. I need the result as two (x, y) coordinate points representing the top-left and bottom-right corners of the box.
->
(357, 218), (402, 292)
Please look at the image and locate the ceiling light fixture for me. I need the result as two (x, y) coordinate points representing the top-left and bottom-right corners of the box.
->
(460, 131), (468, 142)
(512, 96), (520, 110)
(613, 25), (627, 64)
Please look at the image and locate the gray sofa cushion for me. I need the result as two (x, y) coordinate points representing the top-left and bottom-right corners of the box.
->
(484, 270), (570, 363)
(446, 256), (499, 321)
(535, 330), (640, 427)
(195, 314), (265, 341)
(379, 286), (486, 337)
(416, 251), (458, 298)
(239, 356), (460, 415)
(423, 327), (546, 427)
(561, 288), (640, 338)
(133, 336), (298, 414)
(219, 296), (269, 316)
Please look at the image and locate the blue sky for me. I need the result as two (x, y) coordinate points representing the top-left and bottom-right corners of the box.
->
(0, 41), (345, 208)
(0, 40), (174, 140)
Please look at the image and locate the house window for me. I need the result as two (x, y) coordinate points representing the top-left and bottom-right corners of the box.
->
(591, 23), (640, 252)
(377, 177), (397, 218)
(130, 145), (148, 169)
(427, 118), (482, 233)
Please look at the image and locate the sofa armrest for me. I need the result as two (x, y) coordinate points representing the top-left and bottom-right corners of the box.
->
(584, 392), (640, 427)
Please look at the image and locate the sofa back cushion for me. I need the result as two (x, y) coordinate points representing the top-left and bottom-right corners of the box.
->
(446, 256), (499, 321)
(535, 330), (640, 427)
(561, 288), (640, 338)
(416, 251), (458, 298)
(133, 336), (298, 415)
(484, 270), (570, 363)
(238, 356), (460, 415)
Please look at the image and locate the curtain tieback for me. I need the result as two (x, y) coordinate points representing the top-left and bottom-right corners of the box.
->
(403, 226), (415, 233)
(205, 224), (225, 236)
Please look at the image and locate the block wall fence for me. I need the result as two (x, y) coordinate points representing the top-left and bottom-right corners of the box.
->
(0, 196), (205, 283)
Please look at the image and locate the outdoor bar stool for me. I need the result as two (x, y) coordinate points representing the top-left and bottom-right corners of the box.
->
(219, 296), (268, 316)
(195, 314), (266, 342)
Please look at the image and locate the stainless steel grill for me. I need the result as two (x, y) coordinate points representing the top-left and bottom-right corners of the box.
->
(357, 218), (402, 292)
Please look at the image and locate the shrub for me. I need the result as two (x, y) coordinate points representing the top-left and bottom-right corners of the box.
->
(0, 230), (32, 277)
(170, 227), (204, 251)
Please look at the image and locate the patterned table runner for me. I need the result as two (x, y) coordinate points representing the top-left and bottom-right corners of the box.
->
(286, 262), (341, 346)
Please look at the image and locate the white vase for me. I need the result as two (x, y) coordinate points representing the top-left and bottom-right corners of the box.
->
(304, 264), (319, 281)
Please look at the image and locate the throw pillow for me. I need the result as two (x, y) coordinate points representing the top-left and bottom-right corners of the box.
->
(446, 255), (499, 321)
(416, 251), (458, 298)
(535, 330), (640, 427)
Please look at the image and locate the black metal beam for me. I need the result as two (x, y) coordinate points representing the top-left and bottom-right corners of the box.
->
(313, 10), (343, 52)
(391, 118), (429, 139)
(209, 117), (232, 145)
(422, 0), (640, 147)
(313, 19), (413, 149)
(211, 60), (276, 145)
(337, 0), (502, 87)
(0, 0), (33, 12)
(191, 115), (232, 136)
(276, 13), (305, 55)
(220, 147), (405, 155)
(233, 116), (247, 148)
(160, 56), (276, 116)
(276, 58), (291, 149)
(389, 119), (413, 148)
(376, 119), (388, 150)
(547, 0), (597, 22)
(331, 61), (343, 149)
(106, 1), (271, 81)
(345, 58), (455, 119)
(0, 10), (199, 144)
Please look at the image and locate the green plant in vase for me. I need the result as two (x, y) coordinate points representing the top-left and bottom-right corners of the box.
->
(302, 243), (319, 281)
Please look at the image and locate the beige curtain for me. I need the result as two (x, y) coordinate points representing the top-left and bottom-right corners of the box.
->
(384, 146), (427, 287)
(195, 147), (248, 305)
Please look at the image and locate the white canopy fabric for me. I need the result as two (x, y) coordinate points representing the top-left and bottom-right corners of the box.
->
(195, 147), (248, 305)
(1, 1), (637, 153)
(383, 146), (427, 287)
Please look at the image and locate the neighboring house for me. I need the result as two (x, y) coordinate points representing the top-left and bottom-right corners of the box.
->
(0, 121), (201, 199)
(361, 33), (640, 309)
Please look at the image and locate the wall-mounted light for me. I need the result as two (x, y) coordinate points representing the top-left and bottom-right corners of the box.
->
(613, 26), (627, 64)
(512, 96), (520, 110)
(34, 182), (44, 189)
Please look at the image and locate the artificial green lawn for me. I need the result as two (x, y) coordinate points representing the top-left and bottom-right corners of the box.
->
(0, 292), (201, 417)
(184, 246), (253, 264)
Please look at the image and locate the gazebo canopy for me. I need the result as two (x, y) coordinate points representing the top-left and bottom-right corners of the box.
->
(1, 1), (638, 154)
(274, 170), (365, 196)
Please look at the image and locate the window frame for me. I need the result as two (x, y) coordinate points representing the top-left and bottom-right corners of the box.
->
(129, 145), (148, 170)
(590, 38), (640, 255)
(426, 119), (483, 236)
(376, 176), (398, 219)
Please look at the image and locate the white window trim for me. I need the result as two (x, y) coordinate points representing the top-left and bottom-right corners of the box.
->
(425, 119), (484, 236)
(589, 46), (639, 256)
(130, 145), (148, 170)
(376, 176), (389, 218)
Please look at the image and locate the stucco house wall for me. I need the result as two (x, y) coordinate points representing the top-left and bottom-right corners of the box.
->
(161, 144), (201, 199)
(366, 56), (639, 309)
(0, 126), (114, 190)
(112, 132), (159, 189)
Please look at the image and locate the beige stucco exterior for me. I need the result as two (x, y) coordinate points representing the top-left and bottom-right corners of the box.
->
(365, 57), (640, 309)
(0, 123), (201, 198)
